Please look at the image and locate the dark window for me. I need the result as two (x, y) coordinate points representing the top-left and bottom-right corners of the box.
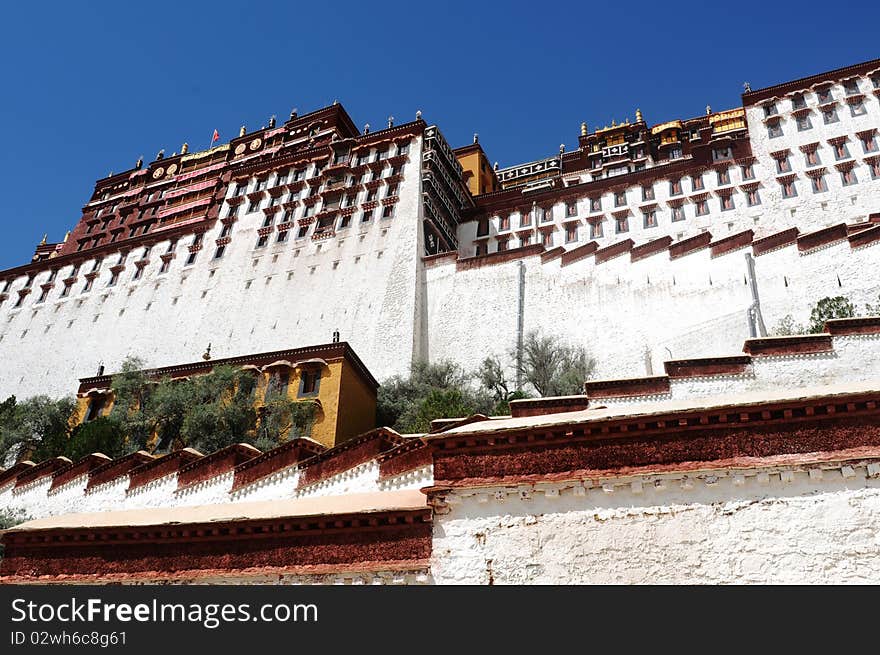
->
(84, 396), (106, 422)
(299, 369), (320, 396)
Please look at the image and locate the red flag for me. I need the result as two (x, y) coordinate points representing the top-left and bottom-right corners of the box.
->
(211, 129), (220, 143)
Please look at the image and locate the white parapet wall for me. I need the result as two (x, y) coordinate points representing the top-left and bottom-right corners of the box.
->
(425, 228), (880, 382)
(430, 459), (880, 584)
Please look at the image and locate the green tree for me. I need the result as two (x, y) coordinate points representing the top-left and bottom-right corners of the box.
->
(255, 393), (317, 451)
(108, 356), (154, 451)
(477, 356), (530, 414)
(143, 366), (260, 453)
(377, 360), (494, 433)
(808, 296), (856, 333)
(771, 314), (806, 336)
(66, 417), (126, 461)
(0, 396), (76, 463)
(515, 330), (596, 397)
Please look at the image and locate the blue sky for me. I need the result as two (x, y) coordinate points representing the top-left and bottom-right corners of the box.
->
(0, 0), (877, 269)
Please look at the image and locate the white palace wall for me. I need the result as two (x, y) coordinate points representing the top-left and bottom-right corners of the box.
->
(424, 232), (880, 382)
(0, 136), (426, 400)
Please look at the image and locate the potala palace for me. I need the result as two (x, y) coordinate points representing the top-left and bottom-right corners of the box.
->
(1, 57), (879, 584)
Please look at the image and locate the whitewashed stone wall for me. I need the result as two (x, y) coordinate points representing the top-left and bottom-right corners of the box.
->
(424, 235), (880, 382)
(592, 333), (880, 409)
(4, 456), (432, 522)
(0, 136), (425, 400)
(430, 461), (880, 584)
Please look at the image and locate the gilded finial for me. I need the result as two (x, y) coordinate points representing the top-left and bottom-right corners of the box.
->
(493, 161), (498, 171)
(387, 115), (394, 128)
(290, 108), (298, 120)
(743, 82), (751, 92)
(706, 104), (712, 115)
(473, 133), (479, 144)
(559, 143), (565, 154)
(269, 115), (276, 128)
(157, 149), (164, 160)
(239, 125), (246, 137)
(181, 142), (188, 154)
(40, 233), (47, 245)
(635, 108), (643, 123)
(611, 119), (616, 128)
(63, 230), (70, 243)
(580, 122), (587, 136)
(135, 156), (143, 170)
(416, 109), (422, 120)
(364, 123), (370, 134)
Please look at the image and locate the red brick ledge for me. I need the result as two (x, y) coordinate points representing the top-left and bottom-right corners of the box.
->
(455, 244), (544, 271)
(127, 449), (203, 492)
(232, 438), (325, 492)
(177, 443), (261, 491)
(594, 239), (633, 264)
(742, 334), (834, 356)
(428, 393), (880, 485)
(0, 509), (432, 580)
(49, 454), (112, 492)
(14, 457), (71, 489)
(509, 395), (590, 418)
(848, 225), (880, 249)
(298, 428), (404, 487)
(669, 232), (712, 260)
(0, 559), (433, 585)
(0, 461), (36, 490)
(427, 446), (880, 493)
(560, 242), (598, 267)
(377, 440), (431, 480)
(631, 236), (672, 262)
(753, 227), (799, 256)
(540, 246), (565, 263)
(85, 451), (154, 491)
(710, 229), (754, 258)
(584, 376), (671, 399)
(825, 316), (880, 336)
(797, 223), (848, 252)
(664, 356), (752, 378)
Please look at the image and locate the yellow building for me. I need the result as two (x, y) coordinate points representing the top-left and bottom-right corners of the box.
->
(454, 140), (499, 196)
(74, 341), (378, 449)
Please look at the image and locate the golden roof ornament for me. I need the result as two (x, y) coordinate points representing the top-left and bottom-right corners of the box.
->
(63, 230), (70, 243)
(181, 142), (188, 154)
(611, 119), (617, 127)
(706, 104), (712, 115)
(239, 126), (246, 137)
(635, 108), (643, 123)
(40, 233), (47, 245)
(580, 122), (587, 136)
(135, 156), (143, 170)
(269, 115), (276, 128)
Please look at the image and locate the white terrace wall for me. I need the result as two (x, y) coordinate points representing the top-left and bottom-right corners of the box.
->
(0, 137), (425, 400)
(0, 450), (431, 524)
(430, 459), (880, 584)
(423, 232), (880, 382)
(590, 331), (880, 409)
